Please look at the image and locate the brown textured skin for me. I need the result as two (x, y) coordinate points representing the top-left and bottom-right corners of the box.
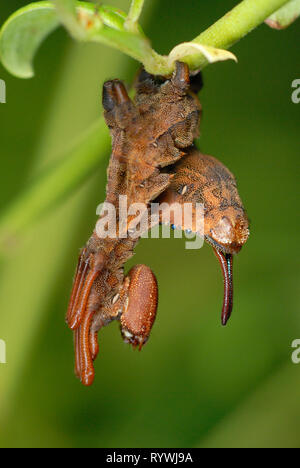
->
(158, 148), (249, 255)
(66, 63), (202, 386)
(120, 265), (158, 350)
(158, 148), (249, 326)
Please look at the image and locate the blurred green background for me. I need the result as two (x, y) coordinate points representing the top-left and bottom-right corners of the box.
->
(0, 0), (299, 448)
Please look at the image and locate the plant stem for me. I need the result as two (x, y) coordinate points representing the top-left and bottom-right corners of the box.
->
(266, 0), (300, 29)
(49, 0), (293, 75)
(180, 0), (292, 71)
(54, 2), (154, 73)
(144, 0), (291, 74)
(125, 0), (145, 32)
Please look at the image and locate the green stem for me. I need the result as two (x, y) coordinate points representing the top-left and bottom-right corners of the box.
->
(125, 0), (145, 32)
(53, 0), (292, 75)
(145, 0), (292, 74)
(185, 0), (292, 70)
(266, 0), (300, 29)
(90, 25), (156, 69)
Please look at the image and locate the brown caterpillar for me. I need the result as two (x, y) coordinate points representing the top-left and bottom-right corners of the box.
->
(66, 63), (249, 386)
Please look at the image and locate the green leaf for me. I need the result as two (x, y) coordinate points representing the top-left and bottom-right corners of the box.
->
(265, 0), (300, 29)
(54, 0), (77, 16)
(0, 2), (59, 79)
(0, 1), (151, 79)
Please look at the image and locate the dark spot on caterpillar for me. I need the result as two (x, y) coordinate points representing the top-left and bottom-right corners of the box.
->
(212, 188), (222, 199)
(219, 198), (229, 210)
